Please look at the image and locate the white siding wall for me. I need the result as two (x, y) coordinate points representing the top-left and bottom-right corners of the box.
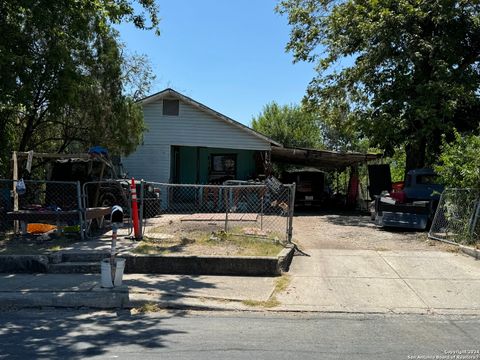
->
(123, 98), (271, 182)
(122, 144), (170, 182)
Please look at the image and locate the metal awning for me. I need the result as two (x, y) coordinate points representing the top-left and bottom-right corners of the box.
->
(271, 146), (382, 171)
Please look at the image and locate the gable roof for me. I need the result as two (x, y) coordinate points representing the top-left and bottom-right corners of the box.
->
(139, 88), (282, 147)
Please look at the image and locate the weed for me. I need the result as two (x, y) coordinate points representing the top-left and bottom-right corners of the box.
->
(48, 245), (62, 252)
(131, 302), (163, 314)
(274, 274), (291, 293)
(242, 298), (280, 308)
(242, 275), (290, 309)
(132, 243), (171, 255)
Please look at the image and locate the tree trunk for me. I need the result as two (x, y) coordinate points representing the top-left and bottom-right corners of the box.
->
(18, 114), (36, 152)
(405, 137), (426, 177)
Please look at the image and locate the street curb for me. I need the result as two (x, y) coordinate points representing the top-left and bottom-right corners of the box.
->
(0, 289), (247, 311)
(459, 245), (480, 260)
(0, 288), (129, 309)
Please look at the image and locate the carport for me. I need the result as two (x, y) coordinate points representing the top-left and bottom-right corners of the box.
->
(271, 146), (381, 171)
(271, 146), (382, 208)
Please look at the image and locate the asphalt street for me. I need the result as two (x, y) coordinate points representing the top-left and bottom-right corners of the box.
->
(0, 309), (479, 360)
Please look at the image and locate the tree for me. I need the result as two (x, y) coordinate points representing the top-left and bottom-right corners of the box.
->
(0, 0), (159, 176)
(277, 0), (480, 172)
(251, 102), (322, 148)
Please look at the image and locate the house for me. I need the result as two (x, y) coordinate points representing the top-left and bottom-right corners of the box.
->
(122, 88), (281, 184)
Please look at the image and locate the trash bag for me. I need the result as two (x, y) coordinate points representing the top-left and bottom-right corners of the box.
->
(16, 178), (26, 195)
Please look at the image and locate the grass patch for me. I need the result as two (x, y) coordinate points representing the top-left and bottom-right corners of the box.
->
(242, 298), (281, 308)
(201, 231), (283, 256)
(132, 243), (172, 255)
(274, 274), (290, 293)
(133, 229), (284, 257)
(242, 275), (290, 309)
(132, 236), (197, 255)
(446, 246), (460, 253)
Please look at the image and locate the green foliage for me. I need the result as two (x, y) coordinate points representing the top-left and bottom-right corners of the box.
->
(277, 0), (480, 171)
(387, 148), (406, 183)
(435, 130), (480, 189)
(251, 102), (322, 148)
(0, 0), (159, 177)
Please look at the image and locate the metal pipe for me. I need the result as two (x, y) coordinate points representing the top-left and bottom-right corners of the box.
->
(139, 180), (144, 236)
(224, 187), (229, 233)
(260, 188), (264, 231)
(287, 183), (296, 244)
(76, 181), (84, 240)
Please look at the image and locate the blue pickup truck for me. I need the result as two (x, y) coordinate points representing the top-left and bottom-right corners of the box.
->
(372, 168), (444, 230)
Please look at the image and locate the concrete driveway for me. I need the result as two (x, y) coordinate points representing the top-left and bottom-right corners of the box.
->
(277, 212), (480, 314)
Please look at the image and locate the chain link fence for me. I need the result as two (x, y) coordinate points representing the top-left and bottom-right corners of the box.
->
(1, 177), (296, 248)
(82, 180), (133, 239)
(0, 179), (83, 238)
(429, 188), (480, 245)
(140, 181), (295, 244)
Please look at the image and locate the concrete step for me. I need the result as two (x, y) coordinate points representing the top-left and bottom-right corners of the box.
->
(61, 252), (110, 263)
(48, 262), (101, 274)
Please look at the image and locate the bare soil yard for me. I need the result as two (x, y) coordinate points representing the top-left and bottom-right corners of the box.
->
(1, 211), (455, 256)
(0, 234), (79, 255)
(292, 211), (458, 252)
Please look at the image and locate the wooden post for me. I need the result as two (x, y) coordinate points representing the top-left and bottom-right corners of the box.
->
(12, 151), (19, 233)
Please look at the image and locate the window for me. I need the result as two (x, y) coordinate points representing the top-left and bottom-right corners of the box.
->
(417, 174), (439, 185)
(210, 154), (237, 180)
(163, 99), (179, 116)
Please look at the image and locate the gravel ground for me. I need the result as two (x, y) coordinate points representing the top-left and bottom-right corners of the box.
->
(292, 210), (458, 252)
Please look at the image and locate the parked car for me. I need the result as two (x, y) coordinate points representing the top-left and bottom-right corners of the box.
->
(282, 168), (327, 207)
(372, 168), (444, 230)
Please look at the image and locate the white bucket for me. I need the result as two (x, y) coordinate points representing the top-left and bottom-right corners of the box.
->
(100, 258), (126, 288)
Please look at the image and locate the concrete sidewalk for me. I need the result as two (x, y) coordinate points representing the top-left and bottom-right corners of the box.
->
(0, 273), (276, 310)
(277, 249), (480, 314)
(1, 248), (479, 314)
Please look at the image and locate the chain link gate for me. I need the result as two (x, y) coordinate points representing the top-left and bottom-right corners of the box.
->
(139, 181), (295, 245)
(429, 188), (480, 245)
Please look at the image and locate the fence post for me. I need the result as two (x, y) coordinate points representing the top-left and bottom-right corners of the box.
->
(260, 186), (264, 231)
(139, 180), (144, 237)
(224, 187), (229, 233)
(12, 151), (19, 233)
(76, 181), (84, 240)
(428, 190), (444, 241)
(287, 183), (296, 244)
(469, 195), (480, 237)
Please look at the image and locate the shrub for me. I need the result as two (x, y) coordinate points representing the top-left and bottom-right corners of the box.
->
(435, 130), (480, 189)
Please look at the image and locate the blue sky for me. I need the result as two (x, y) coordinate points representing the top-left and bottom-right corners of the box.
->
(116, 0), (316, 126)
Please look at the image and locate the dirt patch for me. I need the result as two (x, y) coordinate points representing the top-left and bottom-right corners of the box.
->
(292, 211), (458, 252)
(0, 234), (80, 255)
